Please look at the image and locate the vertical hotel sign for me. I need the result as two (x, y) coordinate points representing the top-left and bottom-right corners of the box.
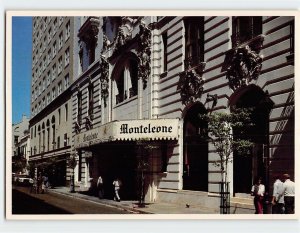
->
(74, 119), (179, 148)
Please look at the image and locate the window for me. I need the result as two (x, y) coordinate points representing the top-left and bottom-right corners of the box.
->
(47, 71), (51, 86)
(38, 82), (42, 96)
(47, 93), (51, 104)
(48, 27), (52, 44)
(162, 32), (168, 72)
(58, 81), (62, 95)
(232, 17), (262, 47)
(43, 36), (47, 52)
(58, 108), (61, 125)
(184, 17), (204, 68)
(48, 49), (51, 65)
(59, 16), (63, 26)
(57, 136), (60, 149)
(64, 133), (68, 147)
(58, 32), (63, 51)
(65, 103), (68, 121)
(64, 74), (70, 89)
(65, 21), (70, 41)
(43, 56), (46, 71)
(53, 18), (58, 35)
(115, 59), (138, 104)
(42, 97), (45, 109)
(42, 77), (46, 91)
(43, 17), (47, 31)
(64, 47), (70, 67)
(58, 56), (62, 74)
(31, 91), (34, 103)
(53, 41), (57, 58)
(52, 63), (56, 81)
(52, 87), (56, 100)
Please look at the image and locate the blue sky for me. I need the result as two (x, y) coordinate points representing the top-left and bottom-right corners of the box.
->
(12, 17), (32, 124)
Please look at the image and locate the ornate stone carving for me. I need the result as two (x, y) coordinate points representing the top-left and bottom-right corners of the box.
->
(137, 21), (151, 89)
(179, 63), (206, 105)
(113, 17), (137, 51)
(99, 56), (109, 107)
(78, 17), (100, 44)
(226, 45), (263, 91)
(74, 121), (81, 134)
(85, 116), (92, 130)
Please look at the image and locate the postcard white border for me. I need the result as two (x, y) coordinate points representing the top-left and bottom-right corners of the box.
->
(5, 10), (300, 221)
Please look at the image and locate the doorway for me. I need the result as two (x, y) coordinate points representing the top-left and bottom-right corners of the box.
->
(183, 103), (208, 191)
(232, 86), (273, 194)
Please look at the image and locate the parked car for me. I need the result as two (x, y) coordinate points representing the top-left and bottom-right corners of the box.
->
(16, 174), (33, 186)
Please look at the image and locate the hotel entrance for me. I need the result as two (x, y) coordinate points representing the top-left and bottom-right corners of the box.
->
(92, 142), (138, 200)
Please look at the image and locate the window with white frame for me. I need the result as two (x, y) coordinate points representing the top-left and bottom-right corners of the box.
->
(64, 47), (70, 67)
(58, 56), (62, 74)
(65, 21), (70, 41)
(58, 81), (62, 95)
(52, 63), (56, 81)
(58, 32), (63, 51)
(64, 74), (69, 90)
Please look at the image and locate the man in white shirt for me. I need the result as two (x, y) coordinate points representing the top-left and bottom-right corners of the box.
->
(271, 175), (284, 214)
(281, 173), (295, 214)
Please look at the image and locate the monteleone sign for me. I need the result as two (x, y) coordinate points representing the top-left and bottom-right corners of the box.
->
(74, 119), (179, 148)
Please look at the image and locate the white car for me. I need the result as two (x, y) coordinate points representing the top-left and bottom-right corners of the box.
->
(16, 174), (34, 186)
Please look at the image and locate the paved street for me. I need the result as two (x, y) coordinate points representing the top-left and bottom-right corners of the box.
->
(12, 186), (132, 214)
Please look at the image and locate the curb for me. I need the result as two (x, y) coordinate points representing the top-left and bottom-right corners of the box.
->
(48, 189), (153, 214)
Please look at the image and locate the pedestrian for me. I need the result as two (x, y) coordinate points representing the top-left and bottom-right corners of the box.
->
(30, 177), (37, 194)
(97, 175), (104, 199)
(37, 173), (42, 194)
(112, 177), (122, 202)
(251, 177), (265, 214)
(271, 175), (285, 214)
(280, 173), (295, 214)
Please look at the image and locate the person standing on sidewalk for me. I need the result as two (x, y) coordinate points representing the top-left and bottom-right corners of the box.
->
(271, 175), (284, 214)
(113, 177), (122, 202)
(280, 173), (295, 214)
(97, 175), (104, 199)
(251, 177), (265, 214)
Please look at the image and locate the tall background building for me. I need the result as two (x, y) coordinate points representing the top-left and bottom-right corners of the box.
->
(29, 16), (77, 186)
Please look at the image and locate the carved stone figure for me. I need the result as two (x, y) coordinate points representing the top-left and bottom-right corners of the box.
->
(226, 45), (263, 91)
(99, 56), (109, 107)
(179, 69), (205, 105)
(137, 21), (151, 89)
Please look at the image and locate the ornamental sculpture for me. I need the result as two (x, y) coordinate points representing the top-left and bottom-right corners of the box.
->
(99, 56), (109, 107)
(226, 45), (263, 91)
(179, 68), (205, 106)
(137, 21), (151, 89)
(114, 17), (137, 51)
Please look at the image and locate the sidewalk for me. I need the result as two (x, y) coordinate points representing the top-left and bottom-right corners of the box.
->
(48, 186), (217, 214)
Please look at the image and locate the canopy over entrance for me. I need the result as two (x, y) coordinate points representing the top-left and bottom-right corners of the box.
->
(74, 119), (179, 149)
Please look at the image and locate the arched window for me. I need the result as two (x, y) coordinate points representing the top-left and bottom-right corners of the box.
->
(114, 57), (139, 104)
